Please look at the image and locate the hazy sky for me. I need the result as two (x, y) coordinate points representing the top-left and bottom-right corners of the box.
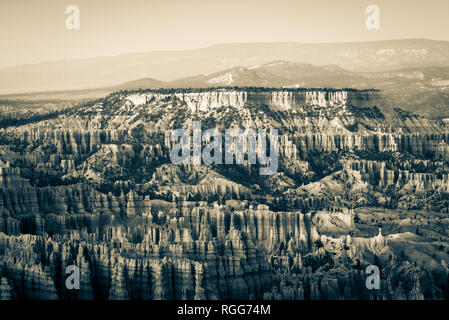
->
(1, 0), (448, 68)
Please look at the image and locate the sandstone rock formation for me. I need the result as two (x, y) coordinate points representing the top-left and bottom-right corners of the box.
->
(1, 88), (449, 300)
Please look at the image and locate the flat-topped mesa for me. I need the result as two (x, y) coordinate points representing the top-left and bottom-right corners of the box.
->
(124, 88), (380, 112)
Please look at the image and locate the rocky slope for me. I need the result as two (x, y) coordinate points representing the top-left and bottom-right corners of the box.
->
(1, 87), (449, 300)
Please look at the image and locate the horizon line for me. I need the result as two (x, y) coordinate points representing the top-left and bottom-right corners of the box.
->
(0, 37), (445, 70)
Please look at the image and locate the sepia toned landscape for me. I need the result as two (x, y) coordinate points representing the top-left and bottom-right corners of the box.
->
(1, 0), (449, 301)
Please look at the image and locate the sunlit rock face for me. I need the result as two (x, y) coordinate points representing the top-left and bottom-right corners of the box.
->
(1, 87), (449, 300)
(124, 89), (363, 112)
(174, 91), (248, 111)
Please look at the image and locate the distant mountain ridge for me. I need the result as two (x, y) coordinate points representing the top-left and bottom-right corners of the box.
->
(166, 61), (369, 89)
(2, 39), (449, 94)
(115, 61), (449, 90)
(3, 58), (449, 119)
(112, 61), (449, 119)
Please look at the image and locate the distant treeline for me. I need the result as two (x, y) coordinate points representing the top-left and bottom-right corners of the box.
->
(112, 86), (381, 96)
(0, 111), (60, 129)
(0, 106), (76, 129)
(0, 99), (70, 106)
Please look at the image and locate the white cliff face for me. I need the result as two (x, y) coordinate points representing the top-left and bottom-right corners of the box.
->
(305, 91), (348, 107)
(174, 91), (247, 112)
(271, 91), (294, 110)
(126, 94), (150, 106)
(126, 91), (249, 112)
(125, 90), (349, 112)
(269, 90), (349, 110)
(269, 90), (349, 109)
